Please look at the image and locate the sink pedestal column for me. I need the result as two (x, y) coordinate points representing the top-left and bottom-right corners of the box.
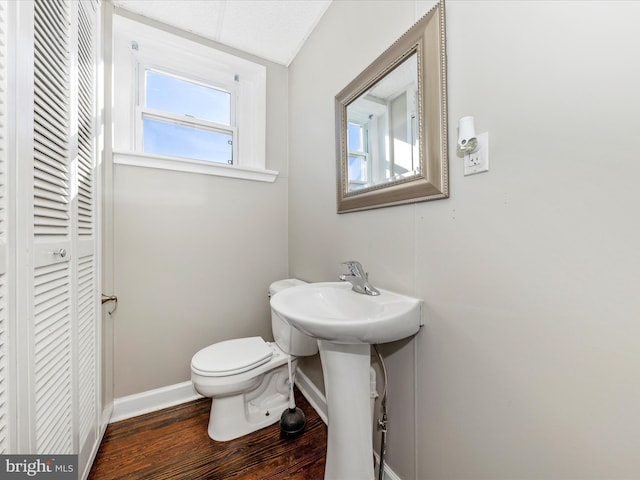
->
(318, 340), (374, 480)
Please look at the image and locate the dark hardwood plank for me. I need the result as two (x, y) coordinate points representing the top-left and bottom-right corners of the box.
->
(88, 389), (326, 480)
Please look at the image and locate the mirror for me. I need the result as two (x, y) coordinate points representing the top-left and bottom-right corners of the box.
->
(336, 1), (448, 213)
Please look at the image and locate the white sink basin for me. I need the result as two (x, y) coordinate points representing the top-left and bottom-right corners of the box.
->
(270, 281), (422, 344)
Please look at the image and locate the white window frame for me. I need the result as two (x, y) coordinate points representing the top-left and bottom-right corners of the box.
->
(135, 65), (238, 165)
(113, 14), (277, 182)
(347, 121), (369, 191)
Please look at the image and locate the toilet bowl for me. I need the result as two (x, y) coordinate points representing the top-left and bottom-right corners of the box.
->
(190, 279), (318, 441)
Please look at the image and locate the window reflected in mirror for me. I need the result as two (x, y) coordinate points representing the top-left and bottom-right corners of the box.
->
(346, 52), (419, 192)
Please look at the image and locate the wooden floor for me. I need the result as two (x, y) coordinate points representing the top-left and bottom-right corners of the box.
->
(88, 389), (327, 479)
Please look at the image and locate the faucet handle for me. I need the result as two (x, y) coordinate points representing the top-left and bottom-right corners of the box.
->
(339, 261), (380, 296)
(341, 260), (366, 277)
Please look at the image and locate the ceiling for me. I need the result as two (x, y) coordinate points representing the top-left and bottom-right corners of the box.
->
(112, 0), (332, 66)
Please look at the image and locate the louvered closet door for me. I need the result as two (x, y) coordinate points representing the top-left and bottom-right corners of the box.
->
(32, 0), (74, 454)
(30, 0), (101, 466)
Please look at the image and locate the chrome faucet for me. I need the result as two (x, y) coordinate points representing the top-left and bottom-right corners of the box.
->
(338, 261), (380, 296)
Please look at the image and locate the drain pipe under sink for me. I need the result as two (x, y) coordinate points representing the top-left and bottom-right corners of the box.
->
(373, 345), (388, 480)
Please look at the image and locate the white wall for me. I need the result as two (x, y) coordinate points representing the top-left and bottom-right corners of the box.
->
(289, 1), (640, 478)
(110, 14), (291, 397)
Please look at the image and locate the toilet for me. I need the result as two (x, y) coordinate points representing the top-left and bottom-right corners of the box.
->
(190, 279), (318, 441)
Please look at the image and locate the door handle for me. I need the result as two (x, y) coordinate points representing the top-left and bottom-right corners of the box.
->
(102, 294), (118, 315)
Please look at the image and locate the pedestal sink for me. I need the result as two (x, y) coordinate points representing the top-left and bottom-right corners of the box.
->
(270, 281), (422, 480)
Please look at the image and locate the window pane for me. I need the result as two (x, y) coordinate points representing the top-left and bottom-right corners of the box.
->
(348, 123), (364, 152)
(348, 155), (366, 182)
(143, 118), (233, 164)
(146, 70), (231, 125)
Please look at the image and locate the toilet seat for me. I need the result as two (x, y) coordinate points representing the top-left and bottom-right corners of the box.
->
(191, 336), (273, 377)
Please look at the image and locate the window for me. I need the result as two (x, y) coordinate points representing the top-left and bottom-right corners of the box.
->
(113, 15), (275, 182)
(139, 69), (235, 165)
(347, 122), (369, 191)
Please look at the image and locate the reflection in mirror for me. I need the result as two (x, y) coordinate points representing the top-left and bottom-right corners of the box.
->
(336, 0), (448, 213)
(347, 53), (419, 192)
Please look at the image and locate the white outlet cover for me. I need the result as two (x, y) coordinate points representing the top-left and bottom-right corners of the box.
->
(464, 132), (489, 176)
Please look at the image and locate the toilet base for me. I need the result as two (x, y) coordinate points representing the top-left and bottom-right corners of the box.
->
(207, 363), (290, 441)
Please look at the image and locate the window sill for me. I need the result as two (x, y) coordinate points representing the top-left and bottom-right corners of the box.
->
(113, 151), (279, 183)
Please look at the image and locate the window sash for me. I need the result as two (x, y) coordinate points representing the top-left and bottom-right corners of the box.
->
(135, 107), (237, 165)
(135, 64), (238, 164)
(143, 68), (233, 126)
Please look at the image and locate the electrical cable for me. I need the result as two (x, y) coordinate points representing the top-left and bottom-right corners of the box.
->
(373, 345), (388, 480)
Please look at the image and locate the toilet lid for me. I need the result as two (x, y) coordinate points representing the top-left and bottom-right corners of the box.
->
(191, 336), (273, 377)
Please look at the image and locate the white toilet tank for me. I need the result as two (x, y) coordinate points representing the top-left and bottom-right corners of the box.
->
(269, 279), (318, 356)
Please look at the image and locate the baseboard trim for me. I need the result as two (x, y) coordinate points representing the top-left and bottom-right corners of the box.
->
(373, 451), (402, 480)
(110, 381), (203, 423)
(294, 368), (328, 424)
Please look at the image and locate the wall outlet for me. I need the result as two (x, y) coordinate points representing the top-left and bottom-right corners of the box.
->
(463, 132), (489, 176)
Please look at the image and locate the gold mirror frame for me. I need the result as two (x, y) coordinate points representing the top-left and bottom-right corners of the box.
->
(336, 0), (448, 213)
